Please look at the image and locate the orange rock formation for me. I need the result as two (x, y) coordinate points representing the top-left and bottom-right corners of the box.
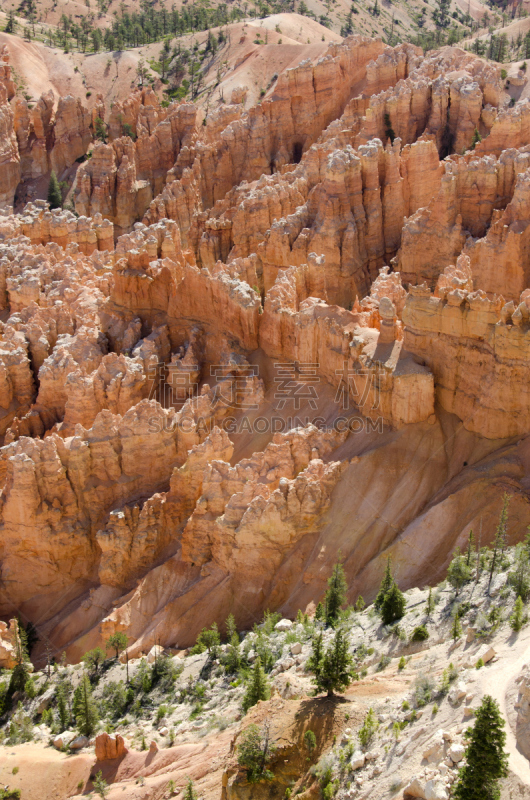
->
(0, 37), (529, 663)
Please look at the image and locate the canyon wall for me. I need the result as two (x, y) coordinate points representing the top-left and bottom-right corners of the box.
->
(0, 37), (529, 663)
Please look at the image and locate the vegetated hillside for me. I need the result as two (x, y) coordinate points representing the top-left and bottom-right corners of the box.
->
(0, 0), (497, 54)
(0, 17), (342, 113)
(1, 540), (530, 800)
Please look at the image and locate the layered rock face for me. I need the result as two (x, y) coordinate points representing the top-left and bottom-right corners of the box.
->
(0, 46), (20, 209)
(2, 35), (530, 663)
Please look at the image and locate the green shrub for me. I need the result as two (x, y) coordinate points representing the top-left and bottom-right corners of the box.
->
(410, 625), (429, 642)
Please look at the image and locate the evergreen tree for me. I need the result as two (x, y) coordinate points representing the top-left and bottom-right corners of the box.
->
(324, 561), (348, 627)
(93, 771), (109, 799)
(5, 11), (16, 34)
(7, 620), (30, 702)
(426, 587), (434, 618)
(83, 647), (105, 675)
(47, 170), (62, 210)
(315, 601), (325, 622)
(374, 557), (394, 611)
(452, 610), (463, 640)
(242, 656), (270, 713)
(105, 631), (128, 661)
(309, 629), (353, 697)
(466, 530), (475, 565)
(453, 695), (508, 800)
(447, 547), (472, 596)
(237, 723), (276, 783)
(75, 673), (99, 737)
(57, 682), (70, 730)
(193, 623), (220, 656)
(182, 778), (197, 800)
(488, 494), (511, 593)
(94, 117), (107, 143)
(510, 596), (527, 632)
(224, 632), (241, 673)
(380, 581), (406, 625)
(225, 613), (237, 642)
(354, 596), (365, 612)
(508, 546), (530, 602)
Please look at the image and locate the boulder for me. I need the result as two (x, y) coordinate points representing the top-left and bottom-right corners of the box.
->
(147, 644), (164, 664)
(149, 740), (158, 754)
(448, 743), (465, 763)
(53, 730), (75, 750)
(290, 642), (302, 655)
(424, 780), (448, 800)
(95, 732), (128, 760)
(350, 750), (365, 770)
(69, 735), (89, 750)
(475, 645), (496, 664)
(275, 619), (293, 632)
(423, 732), (445, 763)
(448, 681), (467, 705)
(403, 777), (426, 797)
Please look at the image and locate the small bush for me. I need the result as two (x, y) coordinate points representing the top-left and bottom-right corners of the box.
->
(358, 708), (378, 747)
(410, 625), (429, 642)
(501, 68), (507, 79)
(476, 658), (485, 669)
(414, 674), (433, 707)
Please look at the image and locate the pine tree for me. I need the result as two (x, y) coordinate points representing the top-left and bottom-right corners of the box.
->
(105, 631), (128, 661)
(225, 613), (237, 642)
(324, 561), (348, 627)
(380, 581), (406, 625)
(452, 610), (463, 641)
(93, 771), (109, 799)
(7, 620), (30, 701)
(237, 723), (276, 783)
(47, 170), (62, 210)
(309, 629), (352, 697)
(83, 647), (105, 675)
(374, 557), (394, 611)
(224, 632), (241, 674)
(466, 530), (475, 565)
(75, 673), (99, 737)
(193, 623), (221, 656)
(447, 547), (472, 596)
(315, 601), (325, 622)
(488, 494), (511, 593)
(242, 656), (270, 713)
(183, 778), (197, 800)
(453, 695), (508, 800)
(57, 682), (70, 730)
(426, 587), (434, 618)
(510, 596), (526, 632)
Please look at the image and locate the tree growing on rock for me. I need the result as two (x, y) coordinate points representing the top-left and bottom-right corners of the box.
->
(488, 494), (511, 593)
(242, 656), (270, 713)
(74, 673), (99, 737)
(510, 596), (527, 632)
(374, 557), (394, 611)
(47, 170), (62, 210)
(308, 629), (353, 697)
(6, 620), (30, 706)
(324, 560), (348, 628)
(237, 722), (276, 783)
(453, 695), (508, 800)
(380, 581), (406, 625)
(105, 631), (128, 661)
(182, 778), (197, 800)
(447, 547), (472, 596)
(83, 647), (106, 675)
(192, 622), (220, 656)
